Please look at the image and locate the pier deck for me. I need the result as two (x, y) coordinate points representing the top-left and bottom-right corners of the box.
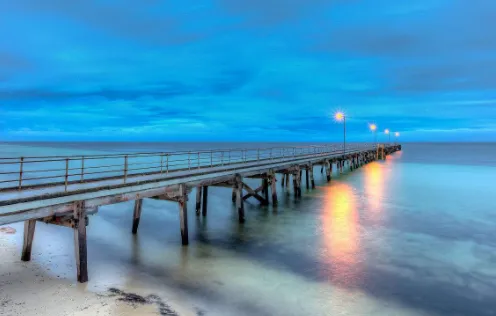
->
(0, 143), (401, 282)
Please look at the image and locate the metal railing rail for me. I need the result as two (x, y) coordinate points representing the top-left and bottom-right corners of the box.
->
(0, 143), (380, 192)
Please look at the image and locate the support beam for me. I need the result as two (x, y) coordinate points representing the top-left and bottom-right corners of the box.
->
(73, 201), (88, 283)
(195, 186), (202, 216)
(202, 186), (208, 216)
(285, 173), (290, 188)
(132, 199), (143, 234)
(242, 183), (268, 205)
(21, 219), (36, 261)
(235, 175), (245, 223)
(281, 174), (285, 187)
(178, 184), (188, 245)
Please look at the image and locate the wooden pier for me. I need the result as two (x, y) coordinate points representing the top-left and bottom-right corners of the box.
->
(0, 143), (401, 283)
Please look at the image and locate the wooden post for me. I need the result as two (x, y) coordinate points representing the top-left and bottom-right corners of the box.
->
(195, 186), (202, 216)
(21, 220), (36, 261)
(270, 172), (278, 206)
(132, 199), (143, 234)
(281, 174), (285, 187)
(232, 185), (237, 203)
(235, 175), (245, 223)
(202, 186), (208, 216)
(73, 201), (88, 283)
(178, 184), (189, 245)
(305, 167), (309, 189)
(309, 164), (315, 188)
(325, 160), (331, 182)
(285, 173), (290, 187)
(292, 173), (297, 197)
(294, 169), (301, 197)
(263, 177), (269, 202)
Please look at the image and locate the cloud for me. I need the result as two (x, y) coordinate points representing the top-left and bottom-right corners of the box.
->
(2, 1), (210, 46)
(0, 0), (495, 141)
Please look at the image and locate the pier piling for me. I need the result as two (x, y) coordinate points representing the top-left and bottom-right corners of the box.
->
(195, 186), (202, 215)
(73, 201), (88, 283)
(21, 220), (36, 262)
(202, 186), (208, 216)
(132, 199), (143, 234)
(178, 184), (189, 246)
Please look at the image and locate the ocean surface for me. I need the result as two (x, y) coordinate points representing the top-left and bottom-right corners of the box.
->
(1, 142), (496, 316)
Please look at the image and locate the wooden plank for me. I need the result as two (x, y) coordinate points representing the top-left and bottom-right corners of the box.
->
(132, 199), (143, 234)
(21, 220), (36, 261)
(73, 201), (88, 283)
(0, 147), (387, 226)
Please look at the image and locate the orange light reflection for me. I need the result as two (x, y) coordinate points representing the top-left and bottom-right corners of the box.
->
(321, 183), (361, 287)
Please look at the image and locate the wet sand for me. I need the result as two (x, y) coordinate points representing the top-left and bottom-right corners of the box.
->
(0, 228), (199, 316)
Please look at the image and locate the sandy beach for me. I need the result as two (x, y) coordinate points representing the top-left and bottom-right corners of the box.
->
(0, 225), (199, 316)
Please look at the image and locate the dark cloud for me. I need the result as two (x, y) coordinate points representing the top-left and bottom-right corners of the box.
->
(0, 86), (192, 101)
(215, 0), (332, 26)
(2, 1), (208, 45)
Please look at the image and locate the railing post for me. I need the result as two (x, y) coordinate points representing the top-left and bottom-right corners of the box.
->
(221, 151), (224, 166)
(257, 149), (260, 161)
(228, 151), (231, 164)
(124, 155), (128, 183)
(210, 151), (213, 167)
(80, 156), (85, 183)
(188, 152), (191, 170)
(160, 154), (164, 173)
(65, 158), (69, 192)
(270, 148), (273, 160)
(18, 157), (24, 190)
(166, 154), (169, 174)
(198, 152), (200, 169)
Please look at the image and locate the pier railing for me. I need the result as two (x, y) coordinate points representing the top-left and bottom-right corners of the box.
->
(0, 144), (376, 191)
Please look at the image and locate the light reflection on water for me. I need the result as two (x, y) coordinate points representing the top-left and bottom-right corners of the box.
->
(321, 182), (361, 287)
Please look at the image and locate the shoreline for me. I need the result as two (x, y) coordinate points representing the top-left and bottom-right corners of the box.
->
(0, 226), (200, 316)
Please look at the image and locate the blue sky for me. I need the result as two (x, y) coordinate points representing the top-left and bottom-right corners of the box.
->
(1, 0), (495, 142)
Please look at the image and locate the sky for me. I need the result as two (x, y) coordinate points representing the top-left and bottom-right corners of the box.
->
(0, 0), (495, 142)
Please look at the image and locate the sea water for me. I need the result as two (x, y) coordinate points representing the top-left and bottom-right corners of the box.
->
(1, 142), (496, 316)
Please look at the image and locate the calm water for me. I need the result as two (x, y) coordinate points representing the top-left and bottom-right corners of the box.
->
(2, 142), (496, 316)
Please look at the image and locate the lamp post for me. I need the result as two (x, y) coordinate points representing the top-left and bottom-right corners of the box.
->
(385, 129), (390, 143)
(394, 132), (400, 144)
(369, 123), (377, 146)
(335, 112), (346, 154)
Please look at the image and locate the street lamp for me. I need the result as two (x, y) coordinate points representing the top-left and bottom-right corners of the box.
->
(384, 129), (390, 143)
(369, 123), (377, 145)
(334, 111), (346, 154)
(394, 132), (400, 144)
